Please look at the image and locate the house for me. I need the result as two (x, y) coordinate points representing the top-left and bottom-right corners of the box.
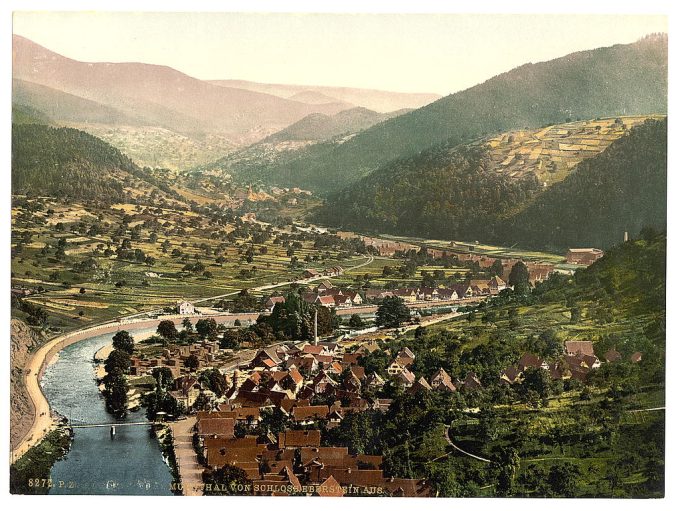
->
(430, 368), (456, 392)
(517, 353), (548, 371)
(317, 475), (345, 497)
(461, 372), (483, 391)
(409, 377), (432, 394)
(196, 417), (235, 439)
(291, 405), (330, 425)
(419, 288), (440, 301)
(395, 347), (415, 367)
(452, 284), (473, 299)
(395, 368), (416, 388)
(393, 288), (418, 302)
(316, 280), (334, 292)
(177, 300), (195, 315)
(437, 288), (459, 301)
(250, 348), (282, 369)
(387, 361), (405, 376)
(334, 295), (354, 308)
(500, 366), (522, 385)
(315, 295), (336, 308)
(265, 295), (285, 312)
(488, 276), (507, 294)
(303, 269), (321, 279)
(630, 352), (643, 363)
(565, 248), (604, 265)
(564, 340), (595, 357)
(469, 280), (491, 295)
(278, 430), (321, 448)
(325, 266), (344, 277)
(603, 348), (622, 363)
(169, 375), (201, 410)
(344, 291), (363, 305)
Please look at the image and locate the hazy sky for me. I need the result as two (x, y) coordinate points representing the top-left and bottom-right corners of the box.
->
(13, 12), (667, 95)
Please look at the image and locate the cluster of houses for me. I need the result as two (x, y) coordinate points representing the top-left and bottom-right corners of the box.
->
(190, 340), (436, 496)
(499, 340), (642, 385)
(365, 276), (507, 303)
(265, 276), (510, 313)
(195, 425), (430, 496)
(129, 340), (220, 379)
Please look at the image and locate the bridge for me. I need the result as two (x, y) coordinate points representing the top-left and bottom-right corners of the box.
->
(68, 421), (158, 429)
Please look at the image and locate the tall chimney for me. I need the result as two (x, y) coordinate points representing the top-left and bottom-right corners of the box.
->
(314, 308), (318, 346)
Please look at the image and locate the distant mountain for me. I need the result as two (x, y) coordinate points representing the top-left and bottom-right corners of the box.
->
(12, 124), (180, 203)
(209, 79), (440, 113)
(316, 116), (666, 250)
(13, 78), (143, 126)
(264, 107), (404, 143)
(288, 90), (353, 108)
(195, 106), (410, 185)
(233, 35), (667, 194)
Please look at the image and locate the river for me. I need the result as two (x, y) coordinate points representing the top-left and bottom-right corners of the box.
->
(41, 328), (174, 495)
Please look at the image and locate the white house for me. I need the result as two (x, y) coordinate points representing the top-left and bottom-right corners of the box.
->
(177, 300), (195, 315)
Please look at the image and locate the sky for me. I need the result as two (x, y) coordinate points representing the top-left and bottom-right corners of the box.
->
(12, 12), (667, 95)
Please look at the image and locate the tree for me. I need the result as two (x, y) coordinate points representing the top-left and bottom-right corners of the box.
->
(199, 368), (227, 397)
(509, 261), (530, 294)
(221, 330), (241, 350)
(490, 446), (521, 496)
(157, 320), (178, 341)
(105, 349), (131, 374)
(376, 296), (411, 328)
(520, 367), (552, 403)
(151, 367), (174, 390)
(196, 318), (218, 339)
(185, 354), (200, 372)
(203, 465), (250, 495)
(112, 330), (135, 354)
(348, 314), (364, 329)
(182, 317), (194, 333)
(547, 462), (580, 497)
(490, 258), (504, 277)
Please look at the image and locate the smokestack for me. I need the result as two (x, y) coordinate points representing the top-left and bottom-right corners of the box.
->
(314, 308), (318, 346)
(624, 231), (629, 242)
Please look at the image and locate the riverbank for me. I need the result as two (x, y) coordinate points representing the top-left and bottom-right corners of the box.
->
(9, 425), (73, 494)
(11, 312), (271, 462)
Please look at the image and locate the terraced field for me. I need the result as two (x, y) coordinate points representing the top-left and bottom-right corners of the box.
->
(484, 115), (665, 187)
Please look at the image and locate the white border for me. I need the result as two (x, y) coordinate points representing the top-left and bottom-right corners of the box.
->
(1, 2), (677, 511)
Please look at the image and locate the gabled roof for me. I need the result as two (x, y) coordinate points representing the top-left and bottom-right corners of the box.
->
(302, 344), (324, 355)
(292, 405), (330, 422)
(316, 295), (336, 306)
(518, 352), (544, 370)
(317, 475), (344, 497)
(278, 429), (321, 448)
(604, 348), (622, 362)
(564, 340), (595, 356)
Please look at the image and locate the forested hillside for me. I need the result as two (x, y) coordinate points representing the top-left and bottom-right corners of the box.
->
(226, 35), (666, 193)
(500, 119), (667, 250)
(316, 143), (541, 240)
(12, 124), (152, 202)
(317, 118), (666, 251)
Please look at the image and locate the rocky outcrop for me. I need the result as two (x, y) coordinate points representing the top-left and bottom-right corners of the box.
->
(10, 319), (42, 449)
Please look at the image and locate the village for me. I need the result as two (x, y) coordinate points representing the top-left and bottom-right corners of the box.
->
(104, 235), (641, 497)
